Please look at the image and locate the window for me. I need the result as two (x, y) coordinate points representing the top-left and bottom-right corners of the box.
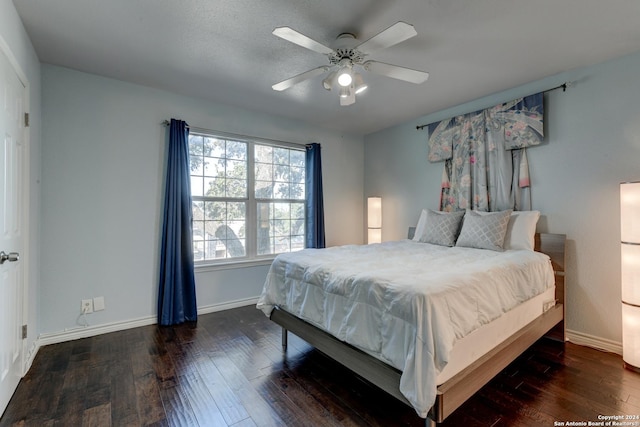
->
(188, 132), (306, 264)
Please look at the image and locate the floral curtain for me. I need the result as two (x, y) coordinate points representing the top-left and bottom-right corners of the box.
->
(428, 93), (543, 212)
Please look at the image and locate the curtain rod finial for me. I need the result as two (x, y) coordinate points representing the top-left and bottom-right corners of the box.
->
(562, 81), (574, 91)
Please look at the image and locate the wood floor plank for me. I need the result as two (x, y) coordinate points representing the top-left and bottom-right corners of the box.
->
(84, 362), (112, 410)
(250, 374), (311, 426)
(82, 402), (111, 427)
(130, 340), (153, 380)
(150, 329), (178, 389)
(133, 372), (166, 426)
(271, 359), (370, 427)
(158, 383), (198, 427)
(219, 335), (276, 381)
(110, 368), (139, 426)
(476, 382), (556, 426)
(161, 329), (201, 380)
(600, 370), (640, 398)
(212, 353), (287, 426)
(266, 371), (340, 427)
(509, 347), (640, 416)
(178, 370), (228, 427)
(194, 355), (250, 425)
(229, 418), (258, 427)
(295, 351), (414, 426)
(514, 380), (596, 422)
(4, 306), (640, 427)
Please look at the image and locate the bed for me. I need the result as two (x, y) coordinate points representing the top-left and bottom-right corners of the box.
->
(257, 211), (565, 426)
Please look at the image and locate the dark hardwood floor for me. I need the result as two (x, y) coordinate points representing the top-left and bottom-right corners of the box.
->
(2, 305), (640, 426)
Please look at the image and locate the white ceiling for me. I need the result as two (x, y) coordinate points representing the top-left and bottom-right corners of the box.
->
(13, 0), (640, 135)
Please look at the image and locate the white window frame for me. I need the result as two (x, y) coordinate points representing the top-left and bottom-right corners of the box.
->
(189, 128), (306, 271)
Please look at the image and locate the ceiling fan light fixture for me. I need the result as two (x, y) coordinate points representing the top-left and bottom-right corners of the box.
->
(339, 86), (351, 98)
(337, 68), (353, 87)
(322, 71), (337, 91)
(354, 73), (368, 94)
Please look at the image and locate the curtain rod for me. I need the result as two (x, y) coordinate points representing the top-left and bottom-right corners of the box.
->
(415, 81), (572, 130)
(161, 120), (312, 149)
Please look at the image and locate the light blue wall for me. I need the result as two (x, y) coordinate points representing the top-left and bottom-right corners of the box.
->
(0, 0), (41, 359)
(365, 50), (640, 346)
(40, 65), (364, 335)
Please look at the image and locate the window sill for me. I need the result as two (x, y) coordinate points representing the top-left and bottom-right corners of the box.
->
(194, 257), (275, 273)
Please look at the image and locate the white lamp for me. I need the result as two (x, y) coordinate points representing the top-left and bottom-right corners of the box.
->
(621, 181), (640, 371)
(368, 197), (382, 244)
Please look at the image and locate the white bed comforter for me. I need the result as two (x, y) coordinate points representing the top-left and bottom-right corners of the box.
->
(256, 240), (555, 417)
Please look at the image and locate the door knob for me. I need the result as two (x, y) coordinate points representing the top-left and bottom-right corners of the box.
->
(0, 251), (19, 264)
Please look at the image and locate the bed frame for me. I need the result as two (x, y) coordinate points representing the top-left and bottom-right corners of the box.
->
(269, 233), (566, 426)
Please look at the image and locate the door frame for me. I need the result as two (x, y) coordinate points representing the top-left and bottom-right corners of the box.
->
(0, 34), (32, 377)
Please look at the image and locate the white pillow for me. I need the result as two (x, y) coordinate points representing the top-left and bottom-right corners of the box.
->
(504, 210), (540, 251)
(412, 209), (428, 241)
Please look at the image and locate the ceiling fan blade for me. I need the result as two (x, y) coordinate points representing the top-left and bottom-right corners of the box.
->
(355, 22), (417, 55)
(363, 61), (429, 84)
(272, 66), (329, 91)
(273, 27), (334, 55)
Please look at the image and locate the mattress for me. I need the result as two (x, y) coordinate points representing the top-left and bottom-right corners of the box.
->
(436, 286), (556, 384)
(257, 240), (555, 417)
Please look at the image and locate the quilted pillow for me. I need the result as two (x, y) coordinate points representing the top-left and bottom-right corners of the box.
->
(456, 209), (512, 251)
(418, 210), (465, 247)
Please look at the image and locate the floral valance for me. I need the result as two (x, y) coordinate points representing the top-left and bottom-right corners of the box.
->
(427, 93), (544, 162)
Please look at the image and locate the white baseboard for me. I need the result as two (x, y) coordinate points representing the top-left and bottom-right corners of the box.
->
(566, 329), (623, 355)
(31, 296), (260, 362)
(197, 296), (259, 315)
(37, 314), (158, 347)
(23, 340), (39, 375)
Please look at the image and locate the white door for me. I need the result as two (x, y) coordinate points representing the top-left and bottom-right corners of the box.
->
(0, 46), (25, 416)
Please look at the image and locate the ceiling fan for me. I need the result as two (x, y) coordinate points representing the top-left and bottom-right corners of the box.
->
(271, 22), (429, 106)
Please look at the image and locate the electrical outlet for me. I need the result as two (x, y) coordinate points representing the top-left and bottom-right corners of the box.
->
(81, 299), (93, 314)
(93, 296), (105, 311)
